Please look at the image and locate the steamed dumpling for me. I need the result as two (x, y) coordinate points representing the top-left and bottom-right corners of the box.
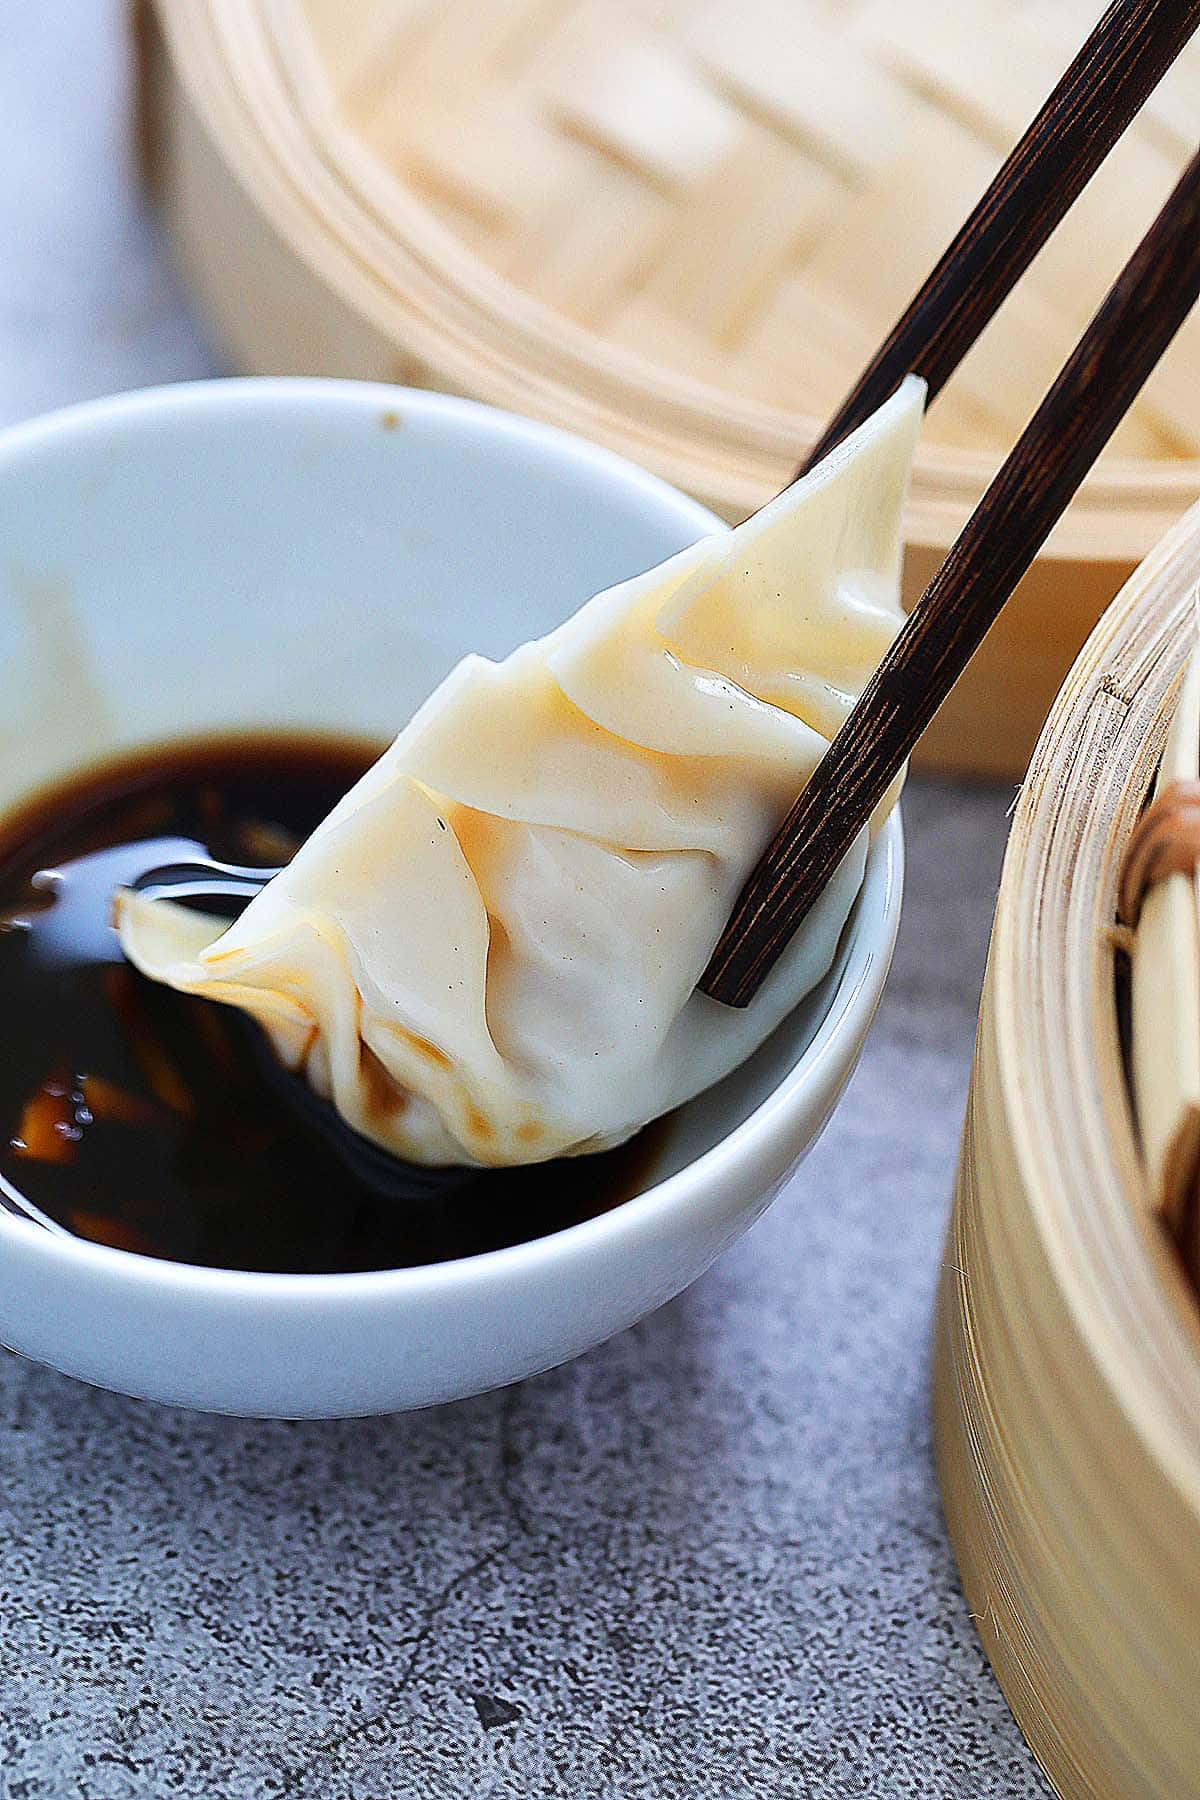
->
(116, 379), (924, 1166)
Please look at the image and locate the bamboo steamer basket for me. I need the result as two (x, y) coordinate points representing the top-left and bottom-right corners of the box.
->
(935, 501), (1200, 1798)
(132, 0), (1200, 778)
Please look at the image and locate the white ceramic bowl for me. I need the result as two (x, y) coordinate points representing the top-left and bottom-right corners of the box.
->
(0, 378), (901, 1416)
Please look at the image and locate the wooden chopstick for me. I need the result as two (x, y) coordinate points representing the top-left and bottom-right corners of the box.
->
(796, 0), (1200, 477)
(701, 150), (1200, 1009)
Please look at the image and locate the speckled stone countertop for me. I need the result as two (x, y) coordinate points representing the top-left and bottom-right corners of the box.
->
(0, 8), (1049, 1796)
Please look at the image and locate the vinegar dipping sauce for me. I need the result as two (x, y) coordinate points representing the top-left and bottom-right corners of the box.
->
(0, 739), (660, 1272)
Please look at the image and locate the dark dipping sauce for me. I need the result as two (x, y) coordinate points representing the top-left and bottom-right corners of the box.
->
(0, 737), (661, 1272)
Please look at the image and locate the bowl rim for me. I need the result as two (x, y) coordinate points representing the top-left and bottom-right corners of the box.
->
(0, 375), (904, 1306)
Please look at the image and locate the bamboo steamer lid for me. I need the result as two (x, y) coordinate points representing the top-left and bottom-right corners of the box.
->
(132, 0), (1200, 776)
(936, 501), (1200, 1797)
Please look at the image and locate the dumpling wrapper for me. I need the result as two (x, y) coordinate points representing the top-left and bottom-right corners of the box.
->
(116, 379), (924, 1167)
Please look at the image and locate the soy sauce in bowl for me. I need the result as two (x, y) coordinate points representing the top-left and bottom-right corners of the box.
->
(0, 738), (659, 1272)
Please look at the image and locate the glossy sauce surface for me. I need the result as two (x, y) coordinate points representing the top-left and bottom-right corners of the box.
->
(0, 739), (660, 1272)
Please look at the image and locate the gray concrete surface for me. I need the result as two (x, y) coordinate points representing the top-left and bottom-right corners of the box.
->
(0, 7), (1049, 1795)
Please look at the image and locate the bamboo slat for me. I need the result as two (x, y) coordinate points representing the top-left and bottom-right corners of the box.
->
(1127, 632), (1200, 1271)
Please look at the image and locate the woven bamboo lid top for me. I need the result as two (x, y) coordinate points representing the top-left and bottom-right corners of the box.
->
(163, 0), (1200, 532)
(303, 0), (1200, 445)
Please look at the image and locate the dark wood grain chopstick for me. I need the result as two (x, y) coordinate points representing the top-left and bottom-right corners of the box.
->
(796, 0), (1200, 478)
(701, 150), (1200, 1008)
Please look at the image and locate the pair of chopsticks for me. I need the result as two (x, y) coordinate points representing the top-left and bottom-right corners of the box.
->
(700, 0), (1200, 1008)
